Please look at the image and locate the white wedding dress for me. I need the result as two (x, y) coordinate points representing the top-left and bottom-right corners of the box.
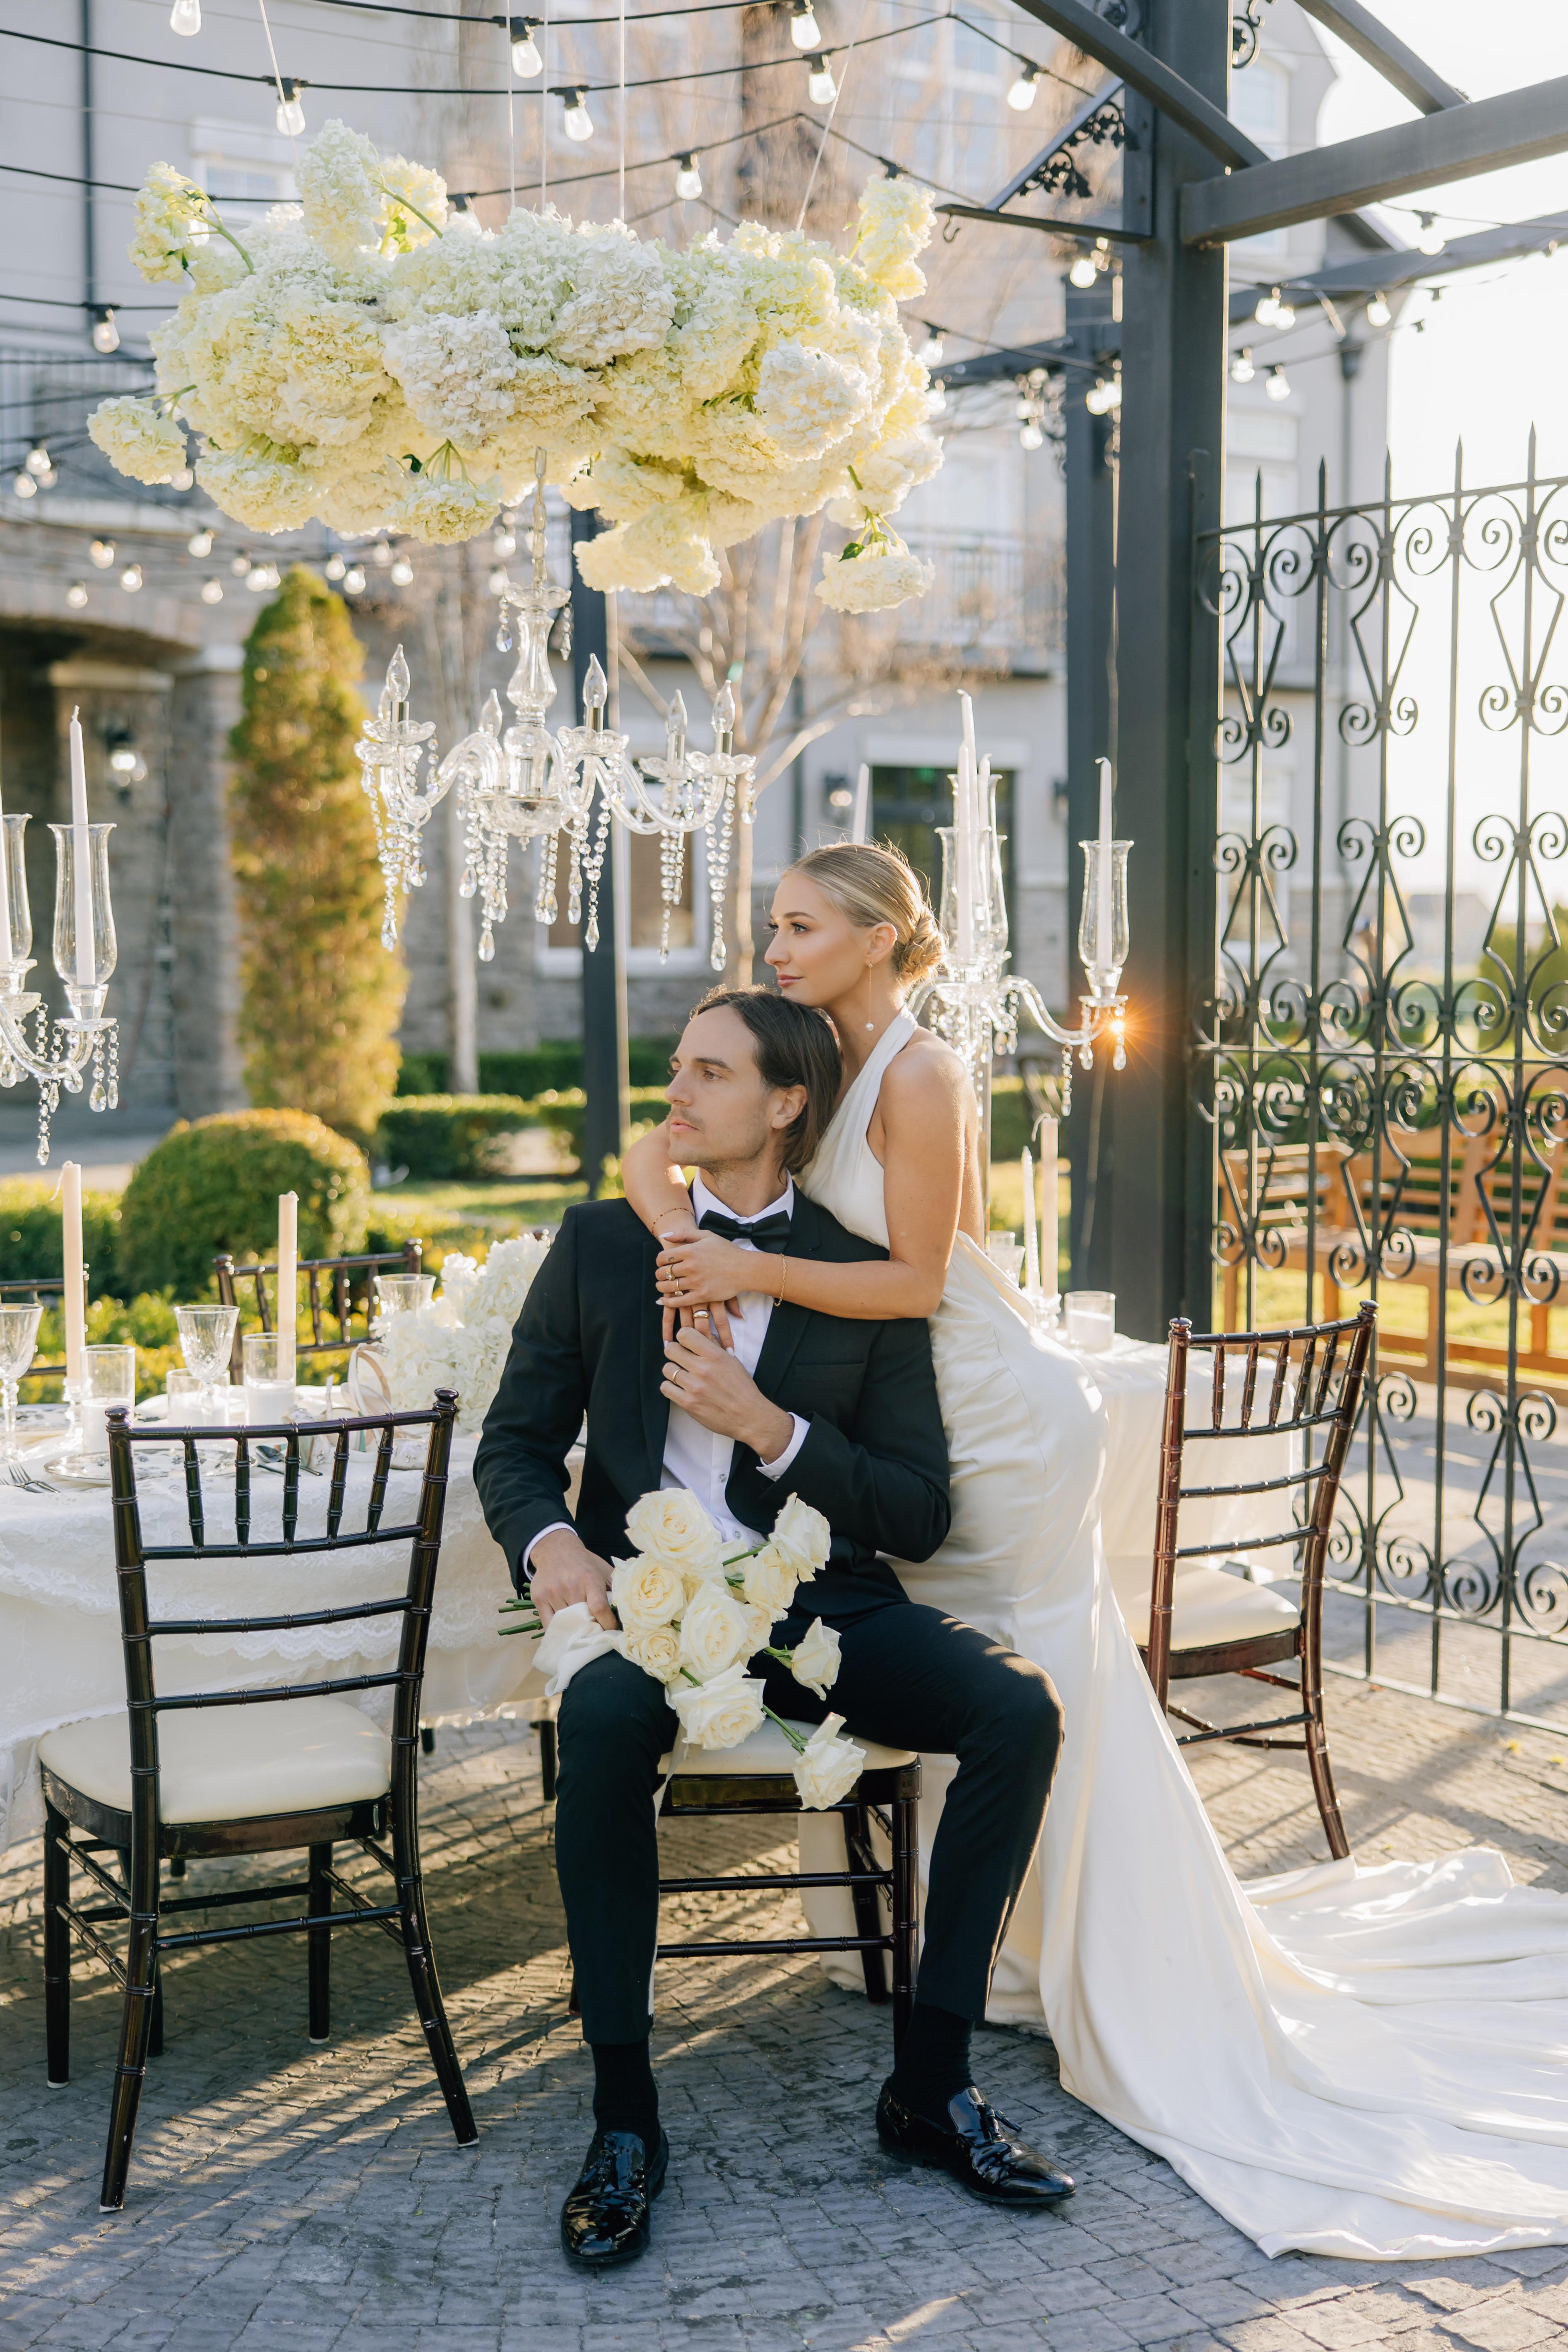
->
(797, 1008), (1568, 2261)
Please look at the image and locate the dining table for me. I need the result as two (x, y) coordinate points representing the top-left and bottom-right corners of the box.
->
(0, 1330), (1291, 1860)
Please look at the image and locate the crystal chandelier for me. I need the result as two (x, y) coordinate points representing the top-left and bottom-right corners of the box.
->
(0, 714), (118, 1164)
(357, 450), (758, 973)
(913, 703), (1128, 1126)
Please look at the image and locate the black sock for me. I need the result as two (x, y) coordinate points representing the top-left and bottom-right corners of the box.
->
(889, 2001), (974, 2123)
(590, 2035), (659, 2152)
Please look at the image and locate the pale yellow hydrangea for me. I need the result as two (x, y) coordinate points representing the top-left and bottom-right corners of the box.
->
(854, 178), (938, 302)
(816, 543), (934, 613)
(87, 398), (188, 484)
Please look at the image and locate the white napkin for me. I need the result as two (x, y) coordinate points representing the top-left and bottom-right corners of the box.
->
(531, 1600), (625, 1697)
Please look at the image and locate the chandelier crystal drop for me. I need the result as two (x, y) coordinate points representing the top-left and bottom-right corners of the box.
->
(357, 450), (758, 972)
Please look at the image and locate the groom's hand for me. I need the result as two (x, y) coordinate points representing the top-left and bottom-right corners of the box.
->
(527, 1527), (618, 1631)
(662, 1325), (794, 1462)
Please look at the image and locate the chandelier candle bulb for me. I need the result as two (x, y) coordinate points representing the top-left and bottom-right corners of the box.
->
(1096, 757), (1113, 979)
(277, 1191), (297, 1387)
(1039, 1118), (1058, 1299)
(1021, 1146), (1039, 1294)
(61, 1161), (85, 1387)
(68, 710), (95, 986)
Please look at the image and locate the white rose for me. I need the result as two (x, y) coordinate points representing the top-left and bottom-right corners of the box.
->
(741, 1541), (799, 1621)
(741, 1599), (776, 1657)
(671, 1662), (766, 1751)
(791, 1714), (866, 1811)
(787, 1618), (842, 1702)
(623, 1623), (683, 1685)
(610, 1552), (686, 1636)
(770, 1495), (833, 1580)
(625, 1489), (723, 1579)
(677, 1582), (756, 1681)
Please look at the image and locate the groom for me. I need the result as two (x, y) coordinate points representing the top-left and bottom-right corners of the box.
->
(476, 986), (1071, 2268)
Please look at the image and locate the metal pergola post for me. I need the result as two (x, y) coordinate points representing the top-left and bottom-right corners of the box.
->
(1101, 0), (1227, 1342)
(570, 510), (629, 1197)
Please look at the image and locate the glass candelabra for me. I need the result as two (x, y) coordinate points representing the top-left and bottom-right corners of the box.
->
(356, 450), (758, 973)
(0, 811), (119, 1164)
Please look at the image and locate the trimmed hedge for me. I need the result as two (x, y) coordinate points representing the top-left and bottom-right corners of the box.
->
(0, 1178), (123, 1299)
(116, 1109), (372, 1298)
(394, 1039), (678, 1099)
(376, 1087), (671, 1181)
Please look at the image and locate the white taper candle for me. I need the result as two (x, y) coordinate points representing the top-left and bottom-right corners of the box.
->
(0, 755), (11, 960)
(1096, 756), (1114, 975)
(61, 1161), (85, 1385)
(1040, 1116), (1059, 1297)
(68, 707), (95, 986)
(277, 1191), (298, 1387)
(1021, 1147), (1039, 1294)
(953, 746), (975, 965)
(850, 762), (870, 844)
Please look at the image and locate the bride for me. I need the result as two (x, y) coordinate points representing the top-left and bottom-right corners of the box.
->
(623, 839), (1568, 2263)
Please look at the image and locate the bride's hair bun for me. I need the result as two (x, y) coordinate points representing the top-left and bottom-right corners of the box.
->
(790, 842), (946, 986)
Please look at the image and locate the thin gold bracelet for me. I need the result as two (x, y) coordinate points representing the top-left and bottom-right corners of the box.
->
(777, 1255), (789, 1303)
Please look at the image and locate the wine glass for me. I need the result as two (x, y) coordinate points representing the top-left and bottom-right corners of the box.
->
(371, 1273), (435, 1331)
(174, 1303), (238, 1424)
(0, 1302), (43, 1463)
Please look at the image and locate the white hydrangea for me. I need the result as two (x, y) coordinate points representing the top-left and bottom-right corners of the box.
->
(576, 500), (720, 597)
(277, 293), (389, 445)
(551, 228), (676, 366)
(378, 154), (448, 248)
(854, 178), (938, 301)
(195, 441), (318, 532)
(394, 466), (502, 543)
(384, 310), (519, 446)
(373, 1234), (551, 1433)
(127, 162), (211, 283)
(755, 340), (873, 457)
(295, 120), (385, 258)
(825, 432), (942, 524)
(815, 544), (934, 613)
(87, 398), (188, 485)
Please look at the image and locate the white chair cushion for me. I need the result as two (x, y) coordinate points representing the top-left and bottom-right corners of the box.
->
(1120, 1566), (1300, 1652)
(659, 1716), (914, 1775)
(37, 1696), (391, 1825)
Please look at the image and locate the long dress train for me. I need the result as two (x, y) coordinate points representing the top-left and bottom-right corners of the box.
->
(798, 1008), (1568, 2261)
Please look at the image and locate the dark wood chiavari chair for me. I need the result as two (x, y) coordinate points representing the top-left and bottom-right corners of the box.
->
(214, 1239), (425, 1378)
(37, 1390), (476, 2211)
(1143, 1302), (1376, 1860)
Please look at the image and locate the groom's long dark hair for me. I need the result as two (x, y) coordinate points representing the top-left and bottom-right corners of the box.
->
(689, 985), (841, 1174)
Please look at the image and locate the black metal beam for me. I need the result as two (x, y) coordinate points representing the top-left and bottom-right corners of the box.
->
(1183, 73), (1568, 246)
(1104, 0), (1228, 1342)
(569, 510), (629, 1198)
(1227, 208), (1568, 318)
(1003, 0), (1265, 171)
(936, 203), (1147, 243)
(1291, 0), (1465, 115)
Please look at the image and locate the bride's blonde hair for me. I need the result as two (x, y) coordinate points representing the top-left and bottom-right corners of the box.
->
(788, 842), (945, 986)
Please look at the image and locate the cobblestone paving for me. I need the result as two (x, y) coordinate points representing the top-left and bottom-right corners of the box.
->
(4, 1679), (1568, 2352)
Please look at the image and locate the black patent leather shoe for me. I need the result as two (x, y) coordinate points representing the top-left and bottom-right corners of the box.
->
(876, 2081), (1075, 2208)
(560, 2127), (669, 2268)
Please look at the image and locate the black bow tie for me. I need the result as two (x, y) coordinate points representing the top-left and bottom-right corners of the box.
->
(698, 1208), (792, 1254)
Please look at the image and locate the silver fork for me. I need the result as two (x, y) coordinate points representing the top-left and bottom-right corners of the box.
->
(5, 1458), (56, 1495)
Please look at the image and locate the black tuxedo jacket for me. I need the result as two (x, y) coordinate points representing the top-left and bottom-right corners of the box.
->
(472, 1190), (950, 1620)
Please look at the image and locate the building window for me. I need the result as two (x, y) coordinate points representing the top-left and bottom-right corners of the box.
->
(870, 765), (1015, 938)
(539, 822), (706, 969)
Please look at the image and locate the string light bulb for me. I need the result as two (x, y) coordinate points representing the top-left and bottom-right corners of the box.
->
(1020, 419), (1045, 451)
(371, 539), (394, 568)
(25, 445), (51, 476)
(1007, 60), (1041, 111)
(187, 527), (213, 557)
(927, 378), (947, 416)
(918, 325), (945, 366)
(492, 526), (517, 558)
(66, 581), (89, 609)
(562, 88), (594, 140)
(1085, 378), (1116, 416)
(200, 576), (224, 604)
(789, 0), (822, 46)
(230, 552), (251, 576)
(1273, 295), (1296, 330)
(508, 16), (543, 74)
(343, 564), (366, 594)
(120, 564), (143, 592)
(12, 471), (36, 500)
(1068, 252), (1098, 288)
(89, 539), (115, 569)
(169, 466), (193, 491)
(1266, 362), (1290, 402)
(675, 152), (702, 200)
(274, 78), (306, 137)
(488, 565), (510, 596)
(325, 551), (346, 580)
(170, 0), (201, 27)
(1416, 211), (1445, 255)
(1229, 346), (1255, 383)
(91, 306), (120, 354)
(390, 553), (414, 586)
(1366, 290), (1391, 327)
(806, 54), (837, 103)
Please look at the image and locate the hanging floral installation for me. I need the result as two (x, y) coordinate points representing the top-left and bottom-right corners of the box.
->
(88, 123), (943, 613)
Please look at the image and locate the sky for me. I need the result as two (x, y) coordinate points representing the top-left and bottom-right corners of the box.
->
(1311, 0), (1568, 490)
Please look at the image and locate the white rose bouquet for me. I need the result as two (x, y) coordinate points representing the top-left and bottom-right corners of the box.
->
(499, 1486), (866, 1810)
(89, 122), (941, 613)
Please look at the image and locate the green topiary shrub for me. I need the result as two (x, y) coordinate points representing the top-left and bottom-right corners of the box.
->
(230, 568), (406, 1147)
(374, 1094), (570, 1182)
(115, 1109), (372, 1298)
(0, 1178), (123, 1299)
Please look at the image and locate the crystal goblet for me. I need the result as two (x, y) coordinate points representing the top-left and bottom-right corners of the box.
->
(174, 1303), (238, 1424)
(0, 1301), (43, 1462)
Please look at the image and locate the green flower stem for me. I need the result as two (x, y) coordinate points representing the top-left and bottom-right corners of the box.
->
(761, 1704), (808, 1754)
(189, 193), (253, 273)
(376, 181), (447, 240)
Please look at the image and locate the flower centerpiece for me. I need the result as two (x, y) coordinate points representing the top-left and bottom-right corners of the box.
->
(367, 1231), (550, 1433)
(89, 123), (942, 614)
(500, 1487), (868, 1810)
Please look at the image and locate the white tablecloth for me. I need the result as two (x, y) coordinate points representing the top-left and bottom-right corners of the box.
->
(0, 1334), (1288, 1857)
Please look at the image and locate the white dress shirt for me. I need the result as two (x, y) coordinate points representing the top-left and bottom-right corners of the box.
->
(523, 1174), (810, 1574)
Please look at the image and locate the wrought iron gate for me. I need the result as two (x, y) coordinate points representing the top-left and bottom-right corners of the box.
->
(1194, 435), (1568, 1730)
